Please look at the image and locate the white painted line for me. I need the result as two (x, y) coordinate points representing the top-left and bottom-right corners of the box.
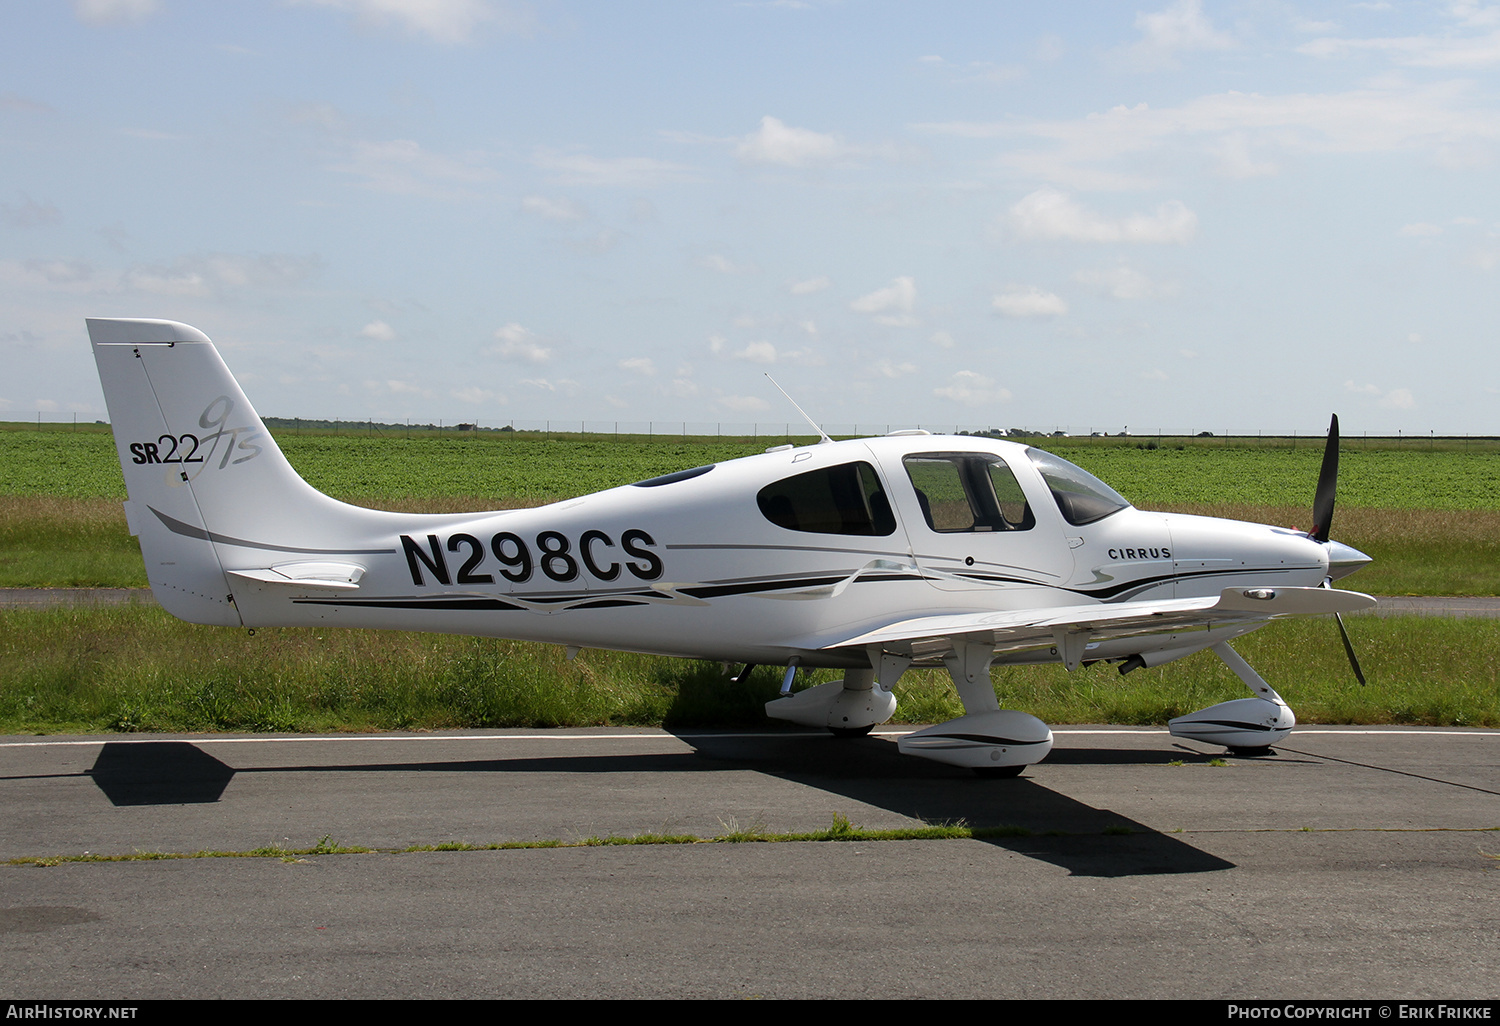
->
(1, 726), (1495, 750)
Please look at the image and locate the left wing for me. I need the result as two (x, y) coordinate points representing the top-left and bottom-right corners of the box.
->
(812, 586), (1376, 668)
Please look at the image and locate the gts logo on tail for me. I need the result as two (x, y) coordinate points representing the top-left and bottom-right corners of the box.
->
(129, 396), (263, 470)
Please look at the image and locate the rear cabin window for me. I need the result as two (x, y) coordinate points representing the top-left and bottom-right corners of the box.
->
(903, 453), (1035, 533)
(757, 461), (897, 536)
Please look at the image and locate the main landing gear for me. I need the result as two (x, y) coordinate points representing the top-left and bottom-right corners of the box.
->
(760, 637), (1297, 775)
(762, 644), (1053, 777)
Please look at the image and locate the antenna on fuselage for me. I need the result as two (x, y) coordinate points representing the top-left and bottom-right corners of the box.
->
(765, 374), (833, 445)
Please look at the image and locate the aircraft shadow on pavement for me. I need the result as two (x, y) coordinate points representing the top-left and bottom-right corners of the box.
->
(87, 736), (1234, 877)
(680, 732), (1236, 878)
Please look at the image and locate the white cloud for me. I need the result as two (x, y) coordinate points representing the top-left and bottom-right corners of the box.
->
(290, 0), (532, 45)
(1, 196), (62, 229)
(619, 357), (656, 375)
(1299, 28), (1500, 68)
(933, 370), (1011, 406)
(1073, 266), (1176, 300)
(734, 116), (907, 167)
(1212, 132), (1279, 178)
(718, 395), (771, 413)
(717, 340), (820, 366)
(701, 254), (748, 274)
(360, 320), (396, 341)
(533, 149), (699, 187)
(920, 82), (1500, 191)
(1008, 188), (1197, 244)
(199, 254), (322, 289)
(333, 138), (496, 198)
(732, 341), (778, 364)
(929, 330), (955, 349)
(1398, 222), (1444, 236)
(365, 378), (435, 399)
(851, 276), (917, 325)
(452, 386), (506, 404)
(3, 252), (320, 298)
(0, 259), (107, 293)
(873, 359), (918, 378)
(992, 285), (1068, 317)
(121, 268), (208, 296)
(72, 0), (159, 25)
(1345, 379), (1417, 409)
(790, 275), (831, 294)
(0, 94), (55, 115)
(521, 195), (587, 221)
(566, 229), (621, 255)
(1132, 1), (1234, 65)
(737, 117), (844, 167)
(491, 323), (551, 363)
(520, 377), (580, 396)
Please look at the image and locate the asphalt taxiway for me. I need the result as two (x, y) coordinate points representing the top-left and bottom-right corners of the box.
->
(2, 726), (1495, 999)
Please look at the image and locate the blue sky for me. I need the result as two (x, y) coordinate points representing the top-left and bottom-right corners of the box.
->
(3, 0), (1498, 435)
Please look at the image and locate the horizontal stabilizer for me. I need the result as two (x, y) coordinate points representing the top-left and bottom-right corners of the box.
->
(226, 562), (366, 591)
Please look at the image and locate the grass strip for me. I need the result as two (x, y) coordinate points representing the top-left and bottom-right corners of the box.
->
(3, 605), (1496, 734)
(0, 817), (1074, 866)
(11, 818), (1497, 868)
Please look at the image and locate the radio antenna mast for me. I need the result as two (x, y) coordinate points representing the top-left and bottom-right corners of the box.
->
(765, 374), (833, 444)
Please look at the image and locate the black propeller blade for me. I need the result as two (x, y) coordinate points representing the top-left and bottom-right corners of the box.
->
(1310, 416), (1367, 686)
(1310, 414), (1339, 543)
(1333, 609), (1368, 687)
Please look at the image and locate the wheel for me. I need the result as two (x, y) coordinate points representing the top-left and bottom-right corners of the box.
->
(1227, 745), (1274, 757)
(827, 724), (876, 739)
(973, 764), (1025, 779)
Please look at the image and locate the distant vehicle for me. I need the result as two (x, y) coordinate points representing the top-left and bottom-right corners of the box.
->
(88, 318), (1373, 776)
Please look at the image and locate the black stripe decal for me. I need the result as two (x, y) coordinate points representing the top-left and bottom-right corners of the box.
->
(150, 506), (397, 556)
(293, 597), (526, 611)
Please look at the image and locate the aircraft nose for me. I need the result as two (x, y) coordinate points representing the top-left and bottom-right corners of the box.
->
(1324, 539), (1373, 581)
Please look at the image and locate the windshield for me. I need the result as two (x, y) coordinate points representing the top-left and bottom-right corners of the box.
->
(1026, 448), (1130, 526)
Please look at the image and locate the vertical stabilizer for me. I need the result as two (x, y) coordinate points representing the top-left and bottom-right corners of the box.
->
(87, 318), (357, 626)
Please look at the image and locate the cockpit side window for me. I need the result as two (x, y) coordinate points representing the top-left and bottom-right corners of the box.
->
(903, 453), (1035, 533)
(1026, 448), (1131, 526)
(756, 461), (897, 536)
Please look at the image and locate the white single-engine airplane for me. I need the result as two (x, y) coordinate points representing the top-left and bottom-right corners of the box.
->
(88, 318), (1375, 776)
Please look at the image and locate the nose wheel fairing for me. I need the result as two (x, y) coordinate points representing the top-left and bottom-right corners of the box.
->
(1167, 641), (1296, 751)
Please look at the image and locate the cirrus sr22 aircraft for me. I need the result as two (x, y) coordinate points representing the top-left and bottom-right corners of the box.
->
(88, 317), (1376, 777)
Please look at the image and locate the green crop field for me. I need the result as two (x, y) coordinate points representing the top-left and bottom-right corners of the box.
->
(4, 423), (1499, 509)
(2, 425), (1495, 594)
